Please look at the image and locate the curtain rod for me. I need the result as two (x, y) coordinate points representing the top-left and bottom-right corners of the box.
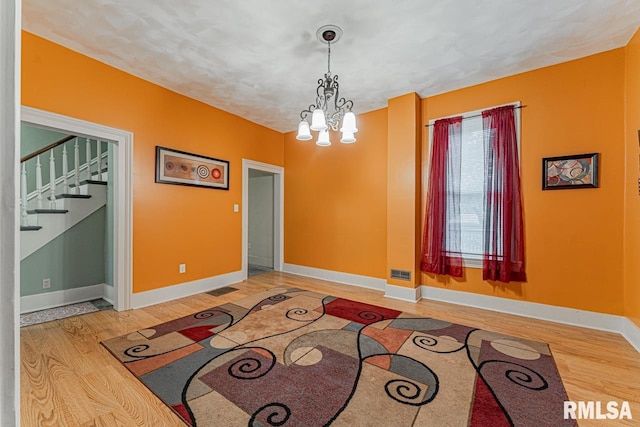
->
(424, 105), (527, 127)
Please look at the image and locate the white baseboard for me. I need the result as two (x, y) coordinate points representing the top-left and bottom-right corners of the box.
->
(20, 283), (105, 314)
(283, 263), (386, 291)
(421, 286), (623, 333)
(131, 270), (243, 309)
(103, 283), (114, 305)
(621, 317), (640, 353)
(385, 283), (421, 302)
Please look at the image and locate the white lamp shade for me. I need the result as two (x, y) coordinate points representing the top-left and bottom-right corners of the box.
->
(296, 120), (312, 140)
(316, 129), (331, 146)
(340, 131), (356, 144)
(340, 111), (358, 133)
(310, 109), (328, 131)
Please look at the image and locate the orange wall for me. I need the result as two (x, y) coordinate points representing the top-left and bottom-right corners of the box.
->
(624, 29), (640, 326)
(283, 108), (388, 278)
(421, 49), (626, 315)
(21, 32), (284, 293)
(387, 93), (422, 287)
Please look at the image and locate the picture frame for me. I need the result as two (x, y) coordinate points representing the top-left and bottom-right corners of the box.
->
(155, 146), (229, 190)
(542, 152), (599, 190)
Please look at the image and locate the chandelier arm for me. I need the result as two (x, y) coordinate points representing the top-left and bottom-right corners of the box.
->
(328, 110), (342, 127)
(315, 79), (325, 98)
(299, 104), (318, 120)
(336, 98), (354, 112)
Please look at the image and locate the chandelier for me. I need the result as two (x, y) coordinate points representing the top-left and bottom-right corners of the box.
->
(296, 25), (358, 146)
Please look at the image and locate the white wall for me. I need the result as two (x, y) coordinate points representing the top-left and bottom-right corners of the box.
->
(248, 170), (274, 268)
(0, 0), (20, 424)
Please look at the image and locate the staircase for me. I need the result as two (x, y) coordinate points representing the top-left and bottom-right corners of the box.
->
(20, 136), (109, 261)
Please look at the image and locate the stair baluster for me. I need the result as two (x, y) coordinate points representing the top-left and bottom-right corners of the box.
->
(85, 137), (92, 181)
(49, 149), (56, 209)
(62, 143), (69, 194)
(35, 155), (43, 209)
(20, 163), (28, 227)
(73, 138), (80, 194)
(96, 140), (102, 182)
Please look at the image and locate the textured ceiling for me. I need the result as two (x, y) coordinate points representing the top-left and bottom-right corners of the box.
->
(22, 0), (640, 133)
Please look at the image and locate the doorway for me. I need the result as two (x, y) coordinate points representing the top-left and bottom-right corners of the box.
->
(21, 106), (133, 311)
(248, 169), (276, 276)
(242, 159), (284, 280)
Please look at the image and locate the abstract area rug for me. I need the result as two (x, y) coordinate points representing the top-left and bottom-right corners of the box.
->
(102, 288), (576, 426)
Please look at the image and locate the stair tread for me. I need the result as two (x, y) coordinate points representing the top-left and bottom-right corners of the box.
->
(51, 194), (92, 199)
(27, 209), (69, 214)
(69, 179), (107, 188)
(21, 225), (42, 231)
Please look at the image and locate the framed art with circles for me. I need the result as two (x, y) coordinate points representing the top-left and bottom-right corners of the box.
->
(542, 152), (598, 190)
(156, 146), (229, 190)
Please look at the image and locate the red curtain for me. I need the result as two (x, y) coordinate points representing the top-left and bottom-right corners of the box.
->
(482, 106), (526, 282)
(421, 116), (464, 277)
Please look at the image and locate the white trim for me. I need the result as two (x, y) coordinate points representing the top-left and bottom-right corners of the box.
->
(103, 283), (115, 305)
(384, 283), (421, 302)
(421, 286), (640, 352)
(131, 270), (243, 309)
(283, 263), (386, 291)
(20, 283), (106, 314)
(621, 318), (640, 353)
(1, 0), (21, 423)
(242, 159), (284, 280)
(20, 106), (133, 312)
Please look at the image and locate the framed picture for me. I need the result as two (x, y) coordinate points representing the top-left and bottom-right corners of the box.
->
(156, 146), (229, 190)
(542, 153), (599, 190)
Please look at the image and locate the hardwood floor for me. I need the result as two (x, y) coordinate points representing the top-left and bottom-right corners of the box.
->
(20, 272), (640, 426)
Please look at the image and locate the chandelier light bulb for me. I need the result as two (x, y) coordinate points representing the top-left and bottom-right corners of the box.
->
(310, 109), (328, 131)
(340, 111), (358, 134)
(296, 120), (312, 140)
(316, 129), (331, 146)
(340, 131), (356, 144)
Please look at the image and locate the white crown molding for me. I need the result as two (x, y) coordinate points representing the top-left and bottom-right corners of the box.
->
(283, 263), (386, 291)
(131, 271), (243, 309)
(20, 283), (106, 314)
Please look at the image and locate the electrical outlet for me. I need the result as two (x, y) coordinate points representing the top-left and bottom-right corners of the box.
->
(42, 278), (51, 289)
(179, 264), (186, 274)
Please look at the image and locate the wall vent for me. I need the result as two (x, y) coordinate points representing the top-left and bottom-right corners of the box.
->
(390, 269), (411, 281)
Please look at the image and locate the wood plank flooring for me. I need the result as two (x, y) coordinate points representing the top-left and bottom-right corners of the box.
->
(20, 272), (640, 426)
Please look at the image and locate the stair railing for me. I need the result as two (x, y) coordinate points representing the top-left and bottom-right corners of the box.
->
(20, 135), (108, 227)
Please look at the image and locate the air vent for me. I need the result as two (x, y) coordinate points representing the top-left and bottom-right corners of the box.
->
(390, 269), (411, 281)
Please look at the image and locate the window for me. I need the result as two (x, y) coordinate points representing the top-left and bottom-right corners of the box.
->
(427, 102), (521, 267)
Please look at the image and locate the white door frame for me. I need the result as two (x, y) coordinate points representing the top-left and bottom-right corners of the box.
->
(21, 106), (133, 311)
(1, 0), (21, 423)
(242, 159), (284, 280)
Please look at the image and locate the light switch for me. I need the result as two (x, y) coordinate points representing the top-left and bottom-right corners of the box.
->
(234, 203), (239, 212)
